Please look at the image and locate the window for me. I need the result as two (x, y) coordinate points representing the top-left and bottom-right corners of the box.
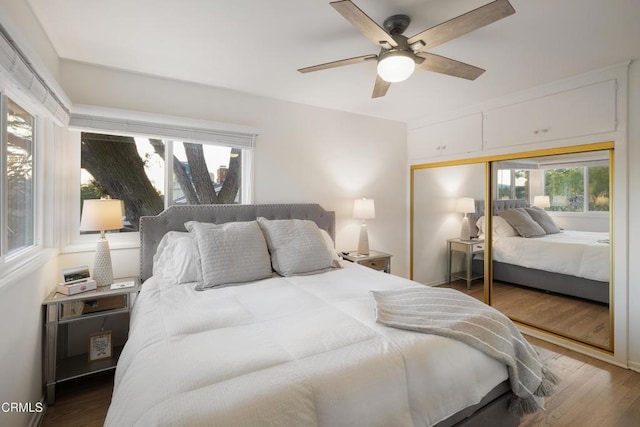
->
(2, 96), (36, 256)
(495, 159), (610, 213)
(80, 132), (246, 232)
(544, 165), (609, 212)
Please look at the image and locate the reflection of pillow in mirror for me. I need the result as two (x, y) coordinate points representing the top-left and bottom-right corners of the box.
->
(475, 216), (485, 234)
(498, 208), (546, 238)
(492, 216), (519, 237)
(524, 207), (561, 234)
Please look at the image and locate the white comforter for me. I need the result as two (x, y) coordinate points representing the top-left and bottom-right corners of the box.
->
(106, 263), (508, 427)
(493, 230), (609, 282)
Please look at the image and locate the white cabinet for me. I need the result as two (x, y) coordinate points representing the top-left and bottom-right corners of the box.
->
(484, 80), (616, 149)
(408, 113), (482, 160)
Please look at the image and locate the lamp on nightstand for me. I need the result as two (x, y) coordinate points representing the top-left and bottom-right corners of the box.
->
(80, 197), (124, 286)
(353, 198), (375, 255)
(456, 197), (475, 241)
(533, 195), (551, 209)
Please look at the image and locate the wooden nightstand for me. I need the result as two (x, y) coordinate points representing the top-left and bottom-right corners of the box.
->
(341, 250), (392, 273)
(42, 277), (139, 405)
(447, 238), (484, 289)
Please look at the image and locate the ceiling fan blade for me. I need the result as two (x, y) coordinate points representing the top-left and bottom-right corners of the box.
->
(416, 52), (485, 80)
(298, 54), (377, 73)
(372, 75), (391, 98)
(331, 0), (397, 48)
(407, 0), (515, 50)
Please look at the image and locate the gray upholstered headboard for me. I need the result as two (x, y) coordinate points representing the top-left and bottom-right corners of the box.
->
(471, 199), (528, 235)
(139, 204), (336, 282)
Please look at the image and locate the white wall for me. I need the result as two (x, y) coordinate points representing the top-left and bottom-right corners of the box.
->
(57, 60), (408, 279)
(0, 4), (62, 427)
(627, 61), (640, 371)
(413, 163), (485, 285)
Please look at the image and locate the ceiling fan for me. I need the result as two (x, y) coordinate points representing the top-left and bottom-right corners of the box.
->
(298, 0), (515, 98)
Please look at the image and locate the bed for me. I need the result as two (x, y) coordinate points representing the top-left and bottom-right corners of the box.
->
(105, 204), (527, 427)
(473, 200), (610, 304)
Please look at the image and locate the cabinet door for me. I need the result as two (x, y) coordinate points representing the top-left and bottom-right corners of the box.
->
(408, 122), (443, 160)
(484, 80), (616, 149)
(440, 113), (483, 156)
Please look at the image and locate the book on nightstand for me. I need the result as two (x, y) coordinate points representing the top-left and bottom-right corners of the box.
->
(56, 279), (97, 295)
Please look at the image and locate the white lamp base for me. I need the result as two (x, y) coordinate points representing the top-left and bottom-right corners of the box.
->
(358, 222), (370, 255)
(93, 238), (114, 286)
(460, 215), (472, 241)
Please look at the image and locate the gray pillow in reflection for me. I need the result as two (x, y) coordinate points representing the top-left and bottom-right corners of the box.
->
(498, 208), (546, 238)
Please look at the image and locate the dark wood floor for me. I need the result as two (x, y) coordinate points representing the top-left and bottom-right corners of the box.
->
(41, 336), (640, 427)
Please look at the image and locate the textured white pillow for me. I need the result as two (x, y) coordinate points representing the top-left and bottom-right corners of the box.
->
(257, 217), (340, 276)
(152, 232), (199, 284)
(184, 221), (272, 290)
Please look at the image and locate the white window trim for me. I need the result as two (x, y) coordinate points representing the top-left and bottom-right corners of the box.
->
(61, 107), (258, 253)
(0, 86), (50, 278)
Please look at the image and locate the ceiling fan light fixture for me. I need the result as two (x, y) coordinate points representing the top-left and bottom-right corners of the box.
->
(377, 51), (415, 83)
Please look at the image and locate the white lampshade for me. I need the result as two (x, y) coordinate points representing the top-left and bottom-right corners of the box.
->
(377, 51), (415, 83)
(533, 195), (551, 209)
(80, 199), (124, 232)
(80, 198), (123, 287)
(455, 197), (476, 214)
(353, 198), (376, 219)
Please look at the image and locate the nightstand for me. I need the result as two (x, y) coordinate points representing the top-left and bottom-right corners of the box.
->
(42, 277), (139, 405)
(447, 238), (484, 289)
(341, 250), (392, 273)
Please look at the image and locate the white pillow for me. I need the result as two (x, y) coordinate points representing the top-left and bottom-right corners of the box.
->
(492, 215), (519, 237)
(476, 216), (486, 234)
(152, 232), (199, 284)
(185, 220), (272, 290)
(257, 217), (340, 276)
(319, 229), (341, 264)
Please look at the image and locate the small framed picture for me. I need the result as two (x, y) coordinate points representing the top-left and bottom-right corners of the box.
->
(88, 331), (113, 362)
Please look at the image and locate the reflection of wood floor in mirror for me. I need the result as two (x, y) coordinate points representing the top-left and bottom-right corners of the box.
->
(440, 279), (610, 348)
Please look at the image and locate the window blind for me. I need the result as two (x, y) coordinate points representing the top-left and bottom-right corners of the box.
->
(0, 23), (70, 124)
(69, 112), (258, 149)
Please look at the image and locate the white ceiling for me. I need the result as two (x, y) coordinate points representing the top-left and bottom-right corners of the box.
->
(27, 0), (640, 123)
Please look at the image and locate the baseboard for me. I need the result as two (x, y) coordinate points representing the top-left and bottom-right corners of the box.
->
(629, 361), (640, 373)
(29, 395), (46, 427)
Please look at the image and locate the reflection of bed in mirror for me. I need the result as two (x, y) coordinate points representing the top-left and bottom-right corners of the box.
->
(472, 200), (610, 304)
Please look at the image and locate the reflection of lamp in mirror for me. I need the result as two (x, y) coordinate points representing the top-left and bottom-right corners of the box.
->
(533, 195), (551, 209)
(80, 197), (124, 286)
(456, 197), (475, 241)
(353, 198), (375, 255)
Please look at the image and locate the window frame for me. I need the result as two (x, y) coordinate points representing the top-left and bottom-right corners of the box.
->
(542, 164), (610, 216)
(62, 128), (255, 253)
(0, 89), (46, 270)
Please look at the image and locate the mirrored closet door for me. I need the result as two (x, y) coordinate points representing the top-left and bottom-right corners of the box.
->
(488, 148), (612, 350)
(411, 143), (613, 351)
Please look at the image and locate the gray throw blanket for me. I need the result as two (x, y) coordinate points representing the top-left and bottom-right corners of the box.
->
(370, 286), (558, 415)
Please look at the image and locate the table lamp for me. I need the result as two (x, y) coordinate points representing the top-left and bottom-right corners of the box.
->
(353, 198), (375, 255)
(80, 197), (124, 286)
(533, 195), (551, 209)
(456, 197), (475, 241)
